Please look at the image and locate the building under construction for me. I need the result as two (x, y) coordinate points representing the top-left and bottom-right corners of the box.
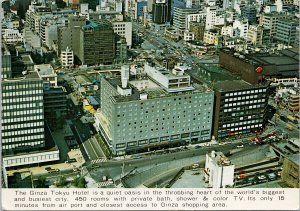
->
(79, 20), (115, 66)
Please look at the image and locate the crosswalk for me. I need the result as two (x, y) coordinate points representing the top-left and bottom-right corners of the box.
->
(97, 181), (113, 187)
(91, 158), (107, 164)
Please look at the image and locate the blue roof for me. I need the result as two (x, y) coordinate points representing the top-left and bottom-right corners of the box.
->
(82, 20), (98, 30)
(87, 96), (99, 106)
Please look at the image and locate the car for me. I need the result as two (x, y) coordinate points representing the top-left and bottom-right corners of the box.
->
(132, 156), (142, 159)
(45, 167), (52, 171)
(236, 144), (244, 148)
(194, 145), (201, 149)
(267, 173), (277, 181)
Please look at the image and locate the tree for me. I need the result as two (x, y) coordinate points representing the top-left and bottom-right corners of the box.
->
(56, 176), (67, 187)
(36, 176), (47, 188)
(72, 176), (87, 188)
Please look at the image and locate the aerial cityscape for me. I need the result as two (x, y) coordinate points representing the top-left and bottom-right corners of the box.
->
(0, 0), (299, 190)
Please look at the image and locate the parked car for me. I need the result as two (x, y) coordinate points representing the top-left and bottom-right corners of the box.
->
(236, 144), (244, 148)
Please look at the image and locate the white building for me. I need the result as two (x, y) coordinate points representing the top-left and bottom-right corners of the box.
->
(80, 3), (89, 15)
(183, 30), (195, 41)
(221, 25), (234, 37)
(205, 7), (225, 29)
(112, 21), (132, 48)
(233, 19), (249, 38)
(2, 29), (23, 43)
(204, 151), (235, 188)
(61, 47), (74, 67)
(247, 25), (263, 46)
(186, 12), (206, 29)
(34, 64), (58, 87)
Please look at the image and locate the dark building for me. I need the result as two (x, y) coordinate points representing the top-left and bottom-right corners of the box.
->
(219, 48), (299, 85)
(43, 86), (68, 130)
(79, 20), (115, 65)
(15, 0), (31, 19)
(241, 4), (257, 23)
(189, 21), (205, 41)
(213, 80), (269, 139)
(152, 0), (172, 24)
(188, 64), (269, 140)
(57, 14), (86, 56)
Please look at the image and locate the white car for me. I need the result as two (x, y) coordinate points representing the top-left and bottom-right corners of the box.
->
(236, 144), (244, 148)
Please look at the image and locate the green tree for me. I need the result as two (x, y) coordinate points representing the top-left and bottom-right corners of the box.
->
(56, 176), (67, 187)
(72, 176), (87, 188)
(36, 176), (47, 188)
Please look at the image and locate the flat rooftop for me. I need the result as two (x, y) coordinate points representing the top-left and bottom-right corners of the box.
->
(34, 64), (55, 76)
(106, 77), (211, 103)
(214, 80), (253, 92)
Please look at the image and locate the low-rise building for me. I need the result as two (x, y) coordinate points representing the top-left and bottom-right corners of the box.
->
(34, 64), (57, 87)
(61, 47), (74, 68)
(282, 153), (299, 188)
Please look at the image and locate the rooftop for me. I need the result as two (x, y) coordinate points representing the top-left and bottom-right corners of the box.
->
(34, 64), (55, 76)
(214, 80), (254, 92)
(287, 153), (299, 165)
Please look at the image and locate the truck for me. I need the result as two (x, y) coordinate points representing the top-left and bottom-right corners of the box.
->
(286, 124), (293, 130)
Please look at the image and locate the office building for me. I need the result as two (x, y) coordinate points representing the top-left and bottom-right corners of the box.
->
(219, 48), (299, 85)
(78, 20), (115, 65)
(1, 43), (12, 79)
(241, 4), (257, 23)
(189, 64), (269, 139)
(112, 21), (133, 48)
(247, 25), (264, 46)
(173, 7), (199, 34)
(1, 72), (45, 154)
(57, 14), (86, 56)
(43, 86), (68, 130)
(94, 64), (214, 155)
(204, 151), (235, 188)
(152, 0), (172, 24)
(275, 18), (298, 46)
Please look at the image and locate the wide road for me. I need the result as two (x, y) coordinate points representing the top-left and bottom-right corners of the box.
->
(88, 141), (259, 182)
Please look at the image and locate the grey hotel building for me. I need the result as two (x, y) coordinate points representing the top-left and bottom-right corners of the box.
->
(95, 64), (214, 155)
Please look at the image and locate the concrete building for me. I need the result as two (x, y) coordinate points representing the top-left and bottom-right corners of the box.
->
(275, 18), (298, 46)
(189, 64), (269, 139)
(1, 72), (45, 154)
(57, 14), (86, 56)
(282, 154), (299, 188)
(2, 29), (23, 44)
(183, 30), (195, 41)
(112, 21), (133, 48)
(43, 86), (68, 130)
(204, 151), (235, 188)
(1, 43), (12, 79)
(61, 47), (74, 67)
(219, 48), (299, 84)
(259, 12), (282, 38)
(186, 13), (206, 29)
(205, 6), (225, 29)
(173, 7), (199, 34)
(247, 25), (264, 46)
(241, 4), (257, 23)
(203, 28), (220, 44)
(95, 64), (214, 155)
(34, 64), (57, 87)
(152, 0), (172, 24)
(79, 20), (115, 65)
(221, 25), (234, 37)
(233, 18), (249, 38)
(189, 21), (206, 41)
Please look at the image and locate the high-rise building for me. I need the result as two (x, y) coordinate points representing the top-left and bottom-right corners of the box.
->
(152, 0), (172, 24)
(79, 20), (115, 65)
(173, 7), (199, 34)
(1, 43), (12, 79)
(1, 72), (45, 154)
(241, 4), (257, 23)
(94, 64), (214, 155)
